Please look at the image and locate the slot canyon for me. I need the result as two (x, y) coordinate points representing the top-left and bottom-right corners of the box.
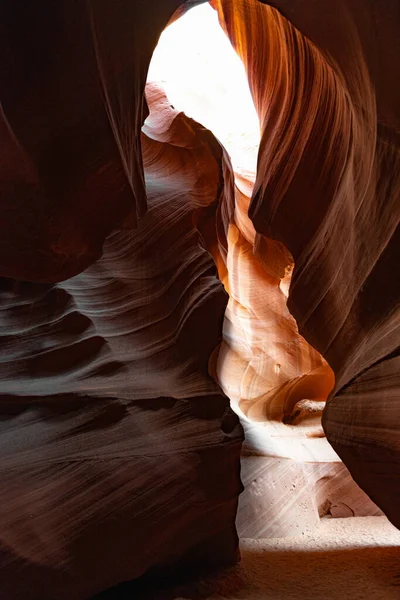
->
(0, 1), (399, 599)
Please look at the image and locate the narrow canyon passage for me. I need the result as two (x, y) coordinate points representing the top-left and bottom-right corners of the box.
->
(147, 2), (382, 538)
(0, 1), (399, 599)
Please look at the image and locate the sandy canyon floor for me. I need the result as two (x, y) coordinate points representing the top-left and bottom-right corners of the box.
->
(119, 517), (400, 600)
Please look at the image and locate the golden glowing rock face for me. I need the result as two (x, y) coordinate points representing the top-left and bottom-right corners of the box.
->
(0, 0), (399, 596)
(150, 2), (336, 461)
(147, 3), (383, 541)
(148, 0), (398, 538)
(211, 0), (400, 531)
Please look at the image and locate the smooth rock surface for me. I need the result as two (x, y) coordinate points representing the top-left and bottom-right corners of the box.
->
(152, 2), (385, 539)
(0, 0), (399, 597)
(211, 0), (400, 529)
(0, 80), (243, 599)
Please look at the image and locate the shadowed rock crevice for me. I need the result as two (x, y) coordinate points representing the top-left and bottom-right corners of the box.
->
(0, 0), (399, 598)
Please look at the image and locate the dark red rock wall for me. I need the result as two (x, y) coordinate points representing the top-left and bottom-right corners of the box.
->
(0, 0), (399, 597)
(0, 0), (197, 282)
(212, 0), (400, 527)
(0, 2), (242, 594)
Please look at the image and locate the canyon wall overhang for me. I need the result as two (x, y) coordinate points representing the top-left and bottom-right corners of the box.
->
(0, 0), (399, 598)
(214, 0), (400, 526)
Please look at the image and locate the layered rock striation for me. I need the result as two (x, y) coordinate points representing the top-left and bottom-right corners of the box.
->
(0, 0), (399, 597)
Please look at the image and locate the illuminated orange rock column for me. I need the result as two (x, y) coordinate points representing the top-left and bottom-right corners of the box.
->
(212, 0), (400, 529)
(148, 1), (384, 536)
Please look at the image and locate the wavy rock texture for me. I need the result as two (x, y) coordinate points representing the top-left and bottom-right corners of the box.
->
(0, 46), (243, 599)
(211, 0), (400, 528)
(0, 0), (399, 597)
(155, 2), (381, 537)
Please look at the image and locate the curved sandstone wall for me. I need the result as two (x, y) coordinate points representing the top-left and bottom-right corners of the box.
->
(0, 1), (398, 598)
